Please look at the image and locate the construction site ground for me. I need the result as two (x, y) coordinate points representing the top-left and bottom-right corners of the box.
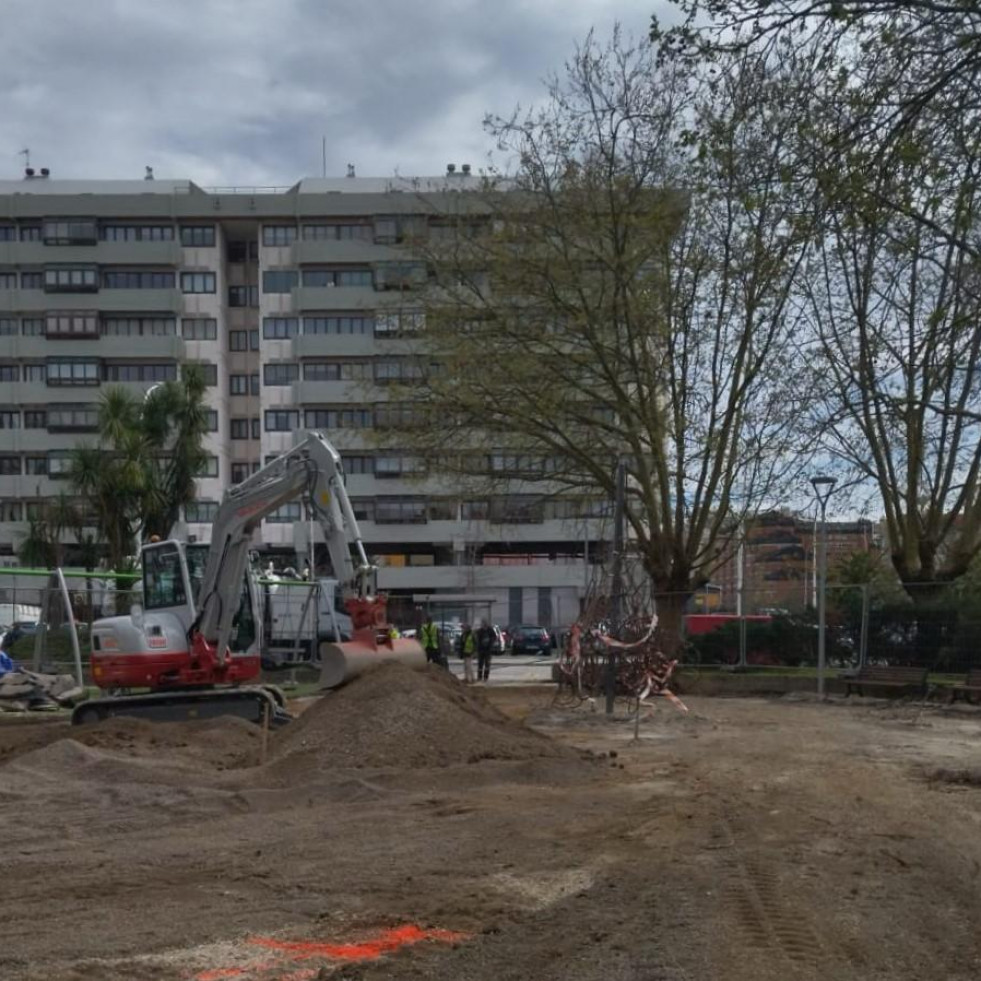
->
(1, 667), (981, 981)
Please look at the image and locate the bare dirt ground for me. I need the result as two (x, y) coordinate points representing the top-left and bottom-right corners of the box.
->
(2, 667), (981, 981)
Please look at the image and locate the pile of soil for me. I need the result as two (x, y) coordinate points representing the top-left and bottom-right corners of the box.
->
(0, 715), (261, 770)
(272, 661), (570, 771)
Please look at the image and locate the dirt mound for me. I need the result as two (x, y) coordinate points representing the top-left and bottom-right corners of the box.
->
(0, 715), (261, 770)
(273, 662), (570, 771)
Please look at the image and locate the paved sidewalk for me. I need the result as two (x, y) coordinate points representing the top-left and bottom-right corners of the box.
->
(445, 654), (555, 685)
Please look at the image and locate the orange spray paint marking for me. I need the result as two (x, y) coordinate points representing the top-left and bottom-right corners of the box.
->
(248, 923), (466, 963)
(195, 969), (247, 981)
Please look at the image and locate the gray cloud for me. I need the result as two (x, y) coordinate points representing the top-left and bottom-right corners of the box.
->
(0, 0), (667, 186)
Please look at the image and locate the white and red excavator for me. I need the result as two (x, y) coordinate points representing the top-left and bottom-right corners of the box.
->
(71, 432), (423, 725)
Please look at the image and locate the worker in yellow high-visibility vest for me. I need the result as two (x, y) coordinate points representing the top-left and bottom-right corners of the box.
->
(460, 623), (476, 684)
(421, 615), (440, 665)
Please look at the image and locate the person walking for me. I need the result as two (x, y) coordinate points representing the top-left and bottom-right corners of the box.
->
(460, 623), (476, 683)
(421, 615), (441, 665)
(476, 619), (496, 683)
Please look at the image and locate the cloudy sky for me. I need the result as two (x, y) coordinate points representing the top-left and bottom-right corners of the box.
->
(0, 0), (668, 187)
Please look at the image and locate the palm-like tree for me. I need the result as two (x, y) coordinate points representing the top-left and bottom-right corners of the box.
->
(69, 366), (210, 571)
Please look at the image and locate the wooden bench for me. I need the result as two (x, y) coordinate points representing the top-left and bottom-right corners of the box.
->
(948, 668), (981, 704)
(842, 665), (928, 698)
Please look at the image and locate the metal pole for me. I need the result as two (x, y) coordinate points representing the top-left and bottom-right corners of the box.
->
(737, 531), (747, 668)
(817, 499), (828, 698)
(859, 583), (869, 669)
(606, 459), (626, 716)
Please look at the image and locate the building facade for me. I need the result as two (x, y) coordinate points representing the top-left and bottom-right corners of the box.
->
(707, 510), (880, 614)
(0, 173), (609, 628)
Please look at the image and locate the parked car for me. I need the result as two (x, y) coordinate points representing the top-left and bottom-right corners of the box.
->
(509, 624), (552, 656)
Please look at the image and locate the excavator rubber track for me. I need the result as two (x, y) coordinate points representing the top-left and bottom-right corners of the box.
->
(70, 685), (292, 727)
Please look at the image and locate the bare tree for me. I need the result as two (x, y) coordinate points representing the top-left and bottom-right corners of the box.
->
(803, 124), (981, 595)
(399, 31), (815, 647)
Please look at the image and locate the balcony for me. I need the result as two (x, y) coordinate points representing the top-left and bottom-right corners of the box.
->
(0, 334), (184, 360)
(291, 240), (402, 265)
(290, 285), (377, 311)
(0, 240), (182, 266)
(290, 380), (367, 405)
(0, 288), (183, 314)
(291, 332), (379, 358)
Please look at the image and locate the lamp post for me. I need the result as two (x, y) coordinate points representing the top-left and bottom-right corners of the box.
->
(810, 475), (837, 698)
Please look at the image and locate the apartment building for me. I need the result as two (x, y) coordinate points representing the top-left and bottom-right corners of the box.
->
(0, 172), (609, 628)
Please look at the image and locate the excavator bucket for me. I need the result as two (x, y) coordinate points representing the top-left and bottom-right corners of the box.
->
(318, 636), (426, 689)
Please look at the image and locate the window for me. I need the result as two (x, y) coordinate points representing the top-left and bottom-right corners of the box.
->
(302, 315), (371, 335)
(490, 496), (544, 524)
(0, 410), (19, 430)
(249, 329), (259, 351)
(229, 374), (249, 395)
(24, 410), (46, 429)
(262, 269), (298, 293)
(47, 452), (73, 478)
(249, 418), (260, 440)
(228, 285), (258, 307)
(461, 500), (489, 521)
(0, 226), (14, 242)
(43, 219), (97, 245)
(19, 225), (41, 242)
(249, 373), (259, 395)
(375, 455), (425, 478)
(0, 455), (22, 475)
(374, 404), (425, 429)
(302, 407), (372, 429)
(427, 499), (456, 521)
(0, 319), (16, 336)
(103, 269), (175, 289)
(263, 363), (299, 386)
(230, 462), (252, 484)
(375, 498), (427, 524)
(263, 317), (299, 339)
(25, 456), (46, 476)
(21, 318), (44, 336)
(47, 405), (98, 431)
(301, 267), (373, 288)
(44, 267), (98, 292)
(0, 364), (19, 382)
(351, 498), (374, 522)
(227, 240), (259, 263)
(181, 318), (217, 340)
(180, 226), (216, 247)
(343, 455), (373, 475)
(302, 361), (370, 381)
(20, 271), (42, 289)
(46, 312), (98, 338)
(180, 272), (216, 294)
(264, 410), (298, 432)
(0, 272), (16, 289)
(101, 225), (174, 241)
(186, 363), (217, 386)
(185, 500), (219, 523)
(204, 409), (218, 432)
(230, 418), (251, 440)
(302, 223), (372, 241)
(267, 503), (302, 523)
(374, 262), (427, 290)
(229, 330), (249, 351)
(374, 359), (425, 384)
(23, 364), (45, 382)
(102, 363), (177, 382)
(262, 226), (297, 247)
(375, 309), (424, 336)
(0, 500), (22, 521)
(374, 217), (398, 243)
(101, 317), (175, 336)
(196, 456), (219, 478)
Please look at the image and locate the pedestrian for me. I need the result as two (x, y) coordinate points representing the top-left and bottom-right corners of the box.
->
(420, 615), (441, 665)
(476, 619), (496, 682)
(460, 623), (476, 683)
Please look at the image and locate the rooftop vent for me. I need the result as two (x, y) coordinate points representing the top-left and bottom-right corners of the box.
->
(23, 168), (34, 178)
(39, 168), (50, 178)
(446, 163), (456, 175)
(462, 163), (471, 175)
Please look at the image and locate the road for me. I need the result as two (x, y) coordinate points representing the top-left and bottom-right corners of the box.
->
(445, 653), (555, 684)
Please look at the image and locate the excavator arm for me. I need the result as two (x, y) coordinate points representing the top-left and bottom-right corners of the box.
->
(192, 432), (374, 666)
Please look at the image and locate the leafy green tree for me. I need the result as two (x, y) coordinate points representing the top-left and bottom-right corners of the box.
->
(404, 31), (816, 648)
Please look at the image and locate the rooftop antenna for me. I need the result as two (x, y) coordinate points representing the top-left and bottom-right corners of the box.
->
(322, 136), (326, 178)
(18, 148), (30, 170)
(144, 165), (154, 181)
(346, 163), (356, 178)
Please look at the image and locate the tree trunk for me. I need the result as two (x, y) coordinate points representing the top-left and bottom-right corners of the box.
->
(654, 590), (690, 657)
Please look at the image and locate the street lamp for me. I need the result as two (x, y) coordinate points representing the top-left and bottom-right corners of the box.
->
(810, 475), (837, 698)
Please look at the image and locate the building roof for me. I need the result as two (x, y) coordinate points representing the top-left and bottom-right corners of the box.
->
(291, 174), (490, 194)
(0, 179), (201, 196)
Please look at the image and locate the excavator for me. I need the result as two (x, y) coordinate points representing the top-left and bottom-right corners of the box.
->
(71, 432), (423, 725)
